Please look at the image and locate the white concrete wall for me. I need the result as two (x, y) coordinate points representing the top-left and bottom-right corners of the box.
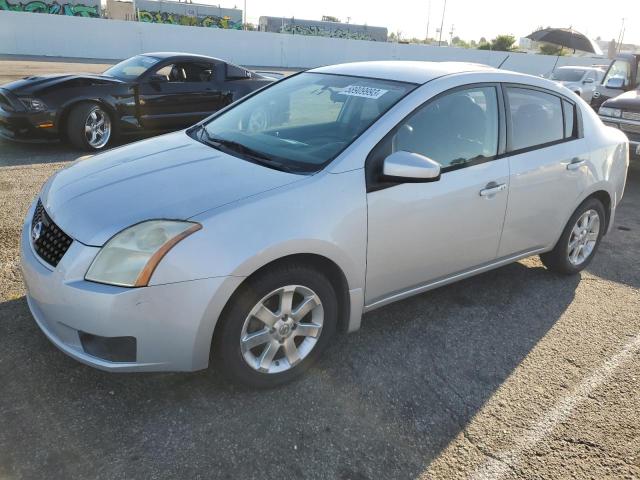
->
(0, 11), (599, 75)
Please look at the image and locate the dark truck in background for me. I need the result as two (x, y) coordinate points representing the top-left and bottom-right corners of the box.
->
(593, 53), (640, 158)
(591, 53), (640, 110)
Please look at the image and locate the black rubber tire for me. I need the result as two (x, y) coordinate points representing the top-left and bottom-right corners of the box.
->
(540, 197), (606, 275)
(215, 264), (338, 388)
(66, 102), (112, 151)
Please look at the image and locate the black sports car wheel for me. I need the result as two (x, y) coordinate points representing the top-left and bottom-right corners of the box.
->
(67, 103), (113, 151)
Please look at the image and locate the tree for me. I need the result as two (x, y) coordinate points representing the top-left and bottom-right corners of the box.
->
(451, 36), (470, 48)
(539, 43), (565, 56)
(478, 35), (516, 52)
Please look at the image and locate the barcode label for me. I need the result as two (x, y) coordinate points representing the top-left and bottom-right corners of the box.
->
(338, 85), (388, 99)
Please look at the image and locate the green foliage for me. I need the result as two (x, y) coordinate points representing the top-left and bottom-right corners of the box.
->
(539, 43), (566, 56)
(478, 35), (517, 52)
(451, 36), (471, 48)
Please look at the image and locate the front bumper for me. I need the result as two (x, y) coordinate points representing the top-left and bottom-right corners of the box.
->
(0, 104), (59, 142)
(20, 201), (243, 372)
(599, 116), (640, 156)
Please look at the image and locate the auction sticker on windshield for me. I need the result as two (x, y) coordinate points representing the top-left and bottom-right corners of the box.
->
(338, 85), (389, 99)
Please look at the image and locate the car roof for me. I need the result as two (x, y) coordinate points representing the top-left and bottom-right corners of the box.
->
(141, 52), (226, 63)
(310, 61), (497, 84)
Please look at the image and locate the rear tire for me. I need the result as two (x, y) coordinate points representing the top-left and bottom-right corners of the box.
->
(67, 102), (113, 151)
(215, 264), (338, 388)
(540, 198), (606, 275)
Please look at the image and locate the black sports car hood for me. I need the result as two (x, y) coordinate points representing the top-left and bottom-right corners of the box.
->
(602, 89), (640, 111)
(2, 73), (124, 95)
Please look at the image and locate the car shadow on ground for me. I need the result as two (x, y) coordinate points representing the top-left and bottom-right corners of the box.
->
(0, 262), (580, 479)
(584, 161), (640, 290)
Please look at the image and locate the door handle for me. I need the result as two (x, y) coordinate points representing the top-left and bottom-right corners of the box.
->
(567, 157), (586, 170)
(479, 182), (507, 197)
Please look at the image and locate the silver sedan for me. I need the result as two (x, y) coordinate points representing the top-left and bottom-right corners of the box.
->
(21, 61), (629, 387)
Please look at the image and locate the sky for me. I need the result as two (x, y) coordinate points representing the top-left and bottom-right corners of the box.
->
(235, 0), (639, 45)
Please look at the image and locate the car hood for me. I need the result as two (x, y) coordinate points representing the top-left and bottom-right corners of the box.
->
(602, 89), (640, 110)
(40, 131), (304, 246)
(2, 73), (124, 95)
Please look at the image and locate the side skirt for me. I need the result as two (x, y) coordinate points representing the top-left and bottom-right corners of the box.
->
(363, 248), (548, 313)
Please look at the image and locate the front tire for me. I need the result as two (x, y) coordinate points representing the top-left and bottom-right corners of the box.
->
(540, 198), (605, 274)
(215, 264), (338, 388)
(67, 102), (113, 151)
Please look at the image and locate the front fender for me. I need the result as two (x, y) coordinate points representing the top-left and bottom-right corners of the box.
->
(148, 169), (368, 293)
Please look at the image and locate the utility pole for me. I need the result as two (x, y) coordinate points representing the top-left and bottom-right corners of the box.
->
(243, 0), (246, 30)
(449, 23), (454, 45)
(425, 0), (431, 42)
(438, 0), (447, 46)
(617, 17), (626, 53)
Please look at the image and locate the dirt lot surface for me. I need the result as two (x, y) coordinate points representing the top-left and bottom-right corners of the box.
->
(0, 58), (112, 85)
(0, 60), (639, 480)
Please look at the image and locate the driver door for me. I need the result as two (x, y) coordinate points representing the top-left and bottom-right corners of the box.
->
(365, 85), (510, 306)
(137, 61), (225, 130)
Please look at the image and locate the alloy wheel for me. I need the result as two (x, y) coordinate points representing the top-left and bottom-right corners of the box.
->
(567, 209), (600, 266)
(84, 106), (111, 149)
(240, 285), (324, 374)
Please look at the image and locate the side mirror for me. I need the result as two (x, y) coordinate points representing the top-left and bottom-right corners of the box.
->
(605, 77), (625, 90)
(148, 74), (167, 84)
(583, 78), (595, 84)
(383, 151), (441, 182)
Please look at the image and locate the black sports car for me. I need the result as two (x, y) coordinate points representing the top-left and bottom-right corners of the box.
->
(0, 52), (274, 151)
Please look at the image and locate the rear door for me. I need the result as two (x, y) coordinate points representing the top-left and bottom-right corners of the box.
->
(497, 85), (591, 257)
(137, 61), (225, 130)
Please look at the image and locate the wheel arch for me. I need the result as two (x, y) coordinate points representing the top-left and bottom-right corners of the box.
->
(573, 188), (612, 234)
(56, 98), (118, 138)
(587, 190), (612, 231)
(216, 253), (352, 340)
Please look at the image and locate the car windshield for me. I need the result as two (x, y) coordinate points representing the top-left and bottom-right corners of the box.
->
(196, 72), (416, 173)
(103, 55), (160, 80)
(550, 69), (586, 82)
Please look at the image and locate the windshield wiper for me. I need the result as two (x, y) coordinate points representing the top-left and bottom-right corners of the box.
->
(198, 126), (296, 173)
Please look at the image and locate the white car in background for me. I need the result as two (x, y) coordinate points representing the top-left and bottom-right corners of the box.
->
(549, 66), (605, 102)
(21, 61), (629, 387)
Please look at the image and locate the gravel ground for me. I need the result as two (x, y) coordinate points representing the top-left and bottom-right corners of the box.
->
(0, 59), (639, 479)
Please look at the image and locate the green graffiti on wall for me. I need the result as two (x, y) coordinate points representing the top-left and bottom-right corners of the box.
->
(0, 0), (99, 17)
(137, 10), (241, 29)
(279, 23), (375, 41)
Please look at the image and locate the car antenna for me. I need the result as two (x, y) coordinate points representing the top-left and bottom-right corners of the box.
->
(497, 54), (510, 69)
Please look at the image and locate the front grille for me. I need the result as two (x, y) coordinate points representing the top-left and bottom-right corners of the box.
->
(621, 122), (640, 135)
(31, 200), (73, 267)
(622, 111), (640, 121)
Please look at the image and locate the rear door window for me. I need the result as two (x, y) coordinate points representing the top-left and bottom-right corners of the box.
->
(506, 87), (564, 152)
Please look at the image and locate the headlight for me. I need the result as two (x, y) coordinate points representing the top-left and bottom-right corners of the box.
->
(598, 107), (622, 118)
(19, 97), (48, 112)
(85, 220), (201, 287)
